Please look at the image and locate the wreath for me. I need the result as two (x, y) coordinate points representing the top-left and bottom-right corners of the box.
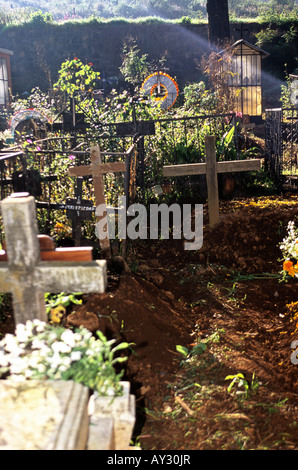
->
(140, 72), (179, 110)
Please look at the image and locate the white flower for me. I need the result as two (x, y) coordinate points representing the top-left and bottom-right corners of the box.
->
(62, 357), (71, 367)
(28, 355), (41, 369)
(10, 374), (26, 382)
(48, 331), (59, 342)
(25, 369), (34, 378)
(81, 329), (92, 341)
(3, 335), (23, 356)
(48, 352), (62, 371)
(31, 339), (45, 350)
(61, 330), (75, 348)
(39, 346), (51, 357)
(25, 320), (35, 332)
(70, 351), (82, 362)
(15, 324), (29, 343)
(34, 320), (47, 333)
(37, 364), (47, 374)
(52, 342), (71, 354)
(73, 332), (83, 343)
(3, 334), (17, 352)
(0, 351), (9, 367)
(9, 357), (26, 374)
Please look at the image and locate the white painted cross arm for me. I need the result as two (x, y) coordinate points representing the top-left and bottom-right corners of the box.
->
(0, 193), (107, 326)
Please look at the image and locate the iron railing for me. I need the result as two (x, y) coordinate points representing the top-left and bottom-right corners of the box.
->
(265, 107), (298, 189)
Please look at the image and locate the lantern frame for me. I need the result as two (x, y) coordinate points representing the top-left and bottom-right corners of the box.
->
(0, 48), (13, 107)
(221, 39), (269, 118)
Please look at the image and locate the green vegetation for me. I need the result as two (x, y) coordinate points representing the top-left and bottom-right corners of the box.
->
(0, 0), (296, 24)
(225, 372), (260, 400)
(0, 320), (131, 395)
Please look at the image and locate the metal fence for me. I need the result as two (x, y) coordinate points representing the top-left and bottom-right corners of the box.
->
(98, 111), (238, 195)
(0, 111), (238, 240)
(265, 107), (298, 190)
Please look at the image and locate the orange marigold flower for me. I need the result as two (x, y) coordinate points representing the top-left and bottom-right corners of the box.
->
(283, 260), (293, 272)
(288, 266), (296, 277)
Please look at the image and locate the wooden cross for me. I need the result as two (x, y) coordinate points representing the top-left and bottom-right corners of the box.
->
(163, 135), (261, 228)
(0, 193), (107, 326)
(68, 146), (126, 258)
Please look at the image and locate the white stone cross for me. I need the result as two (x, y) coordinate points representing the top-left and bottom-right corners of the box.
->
(163, 135), (261, 227)
(0, 193), (107, 326)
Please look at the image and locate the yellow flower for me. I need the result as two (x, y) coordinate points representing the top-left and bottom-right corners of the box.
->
(50, 305), (66, 324)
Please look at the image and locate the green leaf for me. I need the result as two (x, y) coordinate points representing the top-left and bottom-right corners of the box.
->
(176, 345), (189, 357)
(191, 343), (207, 355)
(224, 126), (235, 147)
(112, 341), (132, 353)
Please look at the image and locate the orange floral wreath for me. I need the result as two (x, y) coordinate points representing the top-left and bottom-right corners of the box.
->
(140, 72), (179, 110)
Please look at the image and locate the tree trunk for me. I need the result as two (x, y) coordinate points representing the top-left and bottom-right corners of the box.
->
(207, 0), (230, 49)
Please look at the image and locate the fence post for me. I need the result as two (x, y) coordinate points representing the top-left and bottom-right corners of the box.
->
(205, 135), (220, 228)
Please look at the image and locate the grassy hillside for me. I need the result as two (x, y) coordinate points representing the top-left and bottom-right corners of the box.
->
(0, 0), (296, 24)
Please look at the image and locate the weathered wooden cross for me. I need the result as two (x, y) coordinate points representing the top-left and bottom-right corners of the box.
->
(163, 135), (261, 228)
(68, 146), (126, 259)
(0, 193), (107, 326)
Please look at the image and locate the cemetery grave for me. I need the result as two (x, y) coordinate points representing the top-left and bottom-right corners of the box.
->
(0, 189), (297, 449)
(0, 86), (297, 450)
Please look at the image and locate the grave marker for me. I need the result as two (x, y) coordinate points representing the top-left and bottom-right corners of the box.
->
(0, 193), (107, 325)
(68, 146), (126, 258)
(65, 177), (94, 246)
(163, 135), (261, 227)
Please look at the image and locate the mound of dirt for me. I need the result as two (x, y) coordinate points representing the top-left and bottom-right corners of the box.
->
(69, 270), (192, 398)
(197, 198), (298, 273)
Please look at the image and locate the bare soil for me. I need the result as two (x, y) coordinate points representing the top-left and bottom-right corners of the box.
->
(1, 194), (298, 450)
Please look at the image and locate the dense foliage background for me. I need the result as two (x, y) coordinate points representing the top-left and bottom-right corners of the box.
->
(0, 0), (296, 23)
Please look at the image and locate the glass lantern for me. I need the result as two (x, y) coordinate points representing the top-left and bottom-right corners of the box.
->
(222, 39), (269, 117)
(0, 48), (13, 107)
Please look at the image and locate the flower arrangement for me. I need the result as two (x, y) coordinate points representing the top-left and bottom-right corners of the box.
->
(280, 220), (298, 278)
(0, 320), (130, 396)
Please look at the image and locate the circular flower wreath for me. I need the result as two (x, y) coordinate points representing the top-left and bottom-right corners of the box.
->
(140, 72), (179, 110)
(280, 221), (298, 278)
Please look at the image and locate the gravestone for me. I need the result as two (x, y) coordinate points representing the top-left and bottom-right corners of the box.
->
(0, 379), (137, 450)
(0, 193), (107, 325)
(163, 135), (261, 227)
(68, 146), (126, 258)
(0, 380), (90, 450)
